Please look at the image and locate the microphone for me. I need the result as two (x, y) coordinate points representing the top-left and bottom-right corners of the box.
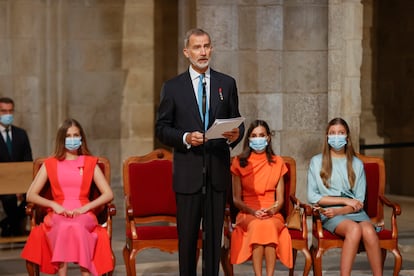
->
(201, 73), (206, 118)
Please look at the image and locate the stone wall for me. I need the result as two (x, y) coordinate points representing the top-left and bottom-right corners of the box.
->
(0, 0), (133, 163)
(194, 0), (331, 200)
(7, 0), (413, 206)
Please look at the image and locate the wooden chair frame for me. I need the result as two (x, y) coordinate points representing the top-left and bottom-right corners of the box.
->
(122, 148), (201, 276)
(25, 156), (116, 276)
(220, 156), (312, 276)
(310, 153), (402, 276)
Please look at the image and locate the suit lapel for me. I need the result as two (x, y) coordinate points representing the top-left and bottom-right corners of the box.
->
(0, 128), (11, 161)
(209, 70), (222, 126)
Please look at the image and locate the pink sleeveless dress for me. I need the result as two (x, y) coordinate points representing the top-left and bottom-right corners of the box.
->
(21, 156), (113, 275)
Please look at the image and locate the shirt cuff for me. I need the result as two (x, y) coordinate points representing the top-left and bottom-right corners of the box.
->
(183, 132), (191, 149)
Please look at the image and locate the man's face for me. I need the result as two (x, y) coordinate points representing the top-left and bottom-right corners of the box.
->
(0, 102), (14, 127)
(0, 102), (14, 116)
(183, 34), (212, 73)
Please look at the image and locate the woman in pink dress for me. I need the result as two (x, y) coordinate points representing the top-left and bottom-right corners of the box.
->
(21, 118), (114, 276)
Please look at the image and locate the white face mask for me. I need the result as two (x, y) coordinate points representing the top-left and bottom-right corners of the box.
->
(65, 137), (82, 151)
(0, 114), (14, 126)
(249, 137), (268, 152)
(327, 135), (347, 151)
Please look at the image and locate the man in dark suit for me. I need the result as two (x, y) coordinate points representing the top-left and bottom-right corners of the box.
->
(0, 97), (33, 236)
(156, 28), (244, 275)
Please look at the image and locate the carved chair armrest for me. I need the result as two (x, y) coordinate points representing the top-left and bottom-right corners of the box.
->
(102, 202), (116, 238)
(25, 202), (37, 228)
(223, 204), (234, 235)
(106, 202), (116, 217)
(379, 195), (401, 216)
(25, 202), (34, 216)
(222, 204), (234, 249)
(311, 207), (325, 238)
(124, 195), (138, 239)
(379, 195), (401, 238)
(124, 195), (134, 219)
(289, 195), (311, 238)
(289, 194), (312, 216)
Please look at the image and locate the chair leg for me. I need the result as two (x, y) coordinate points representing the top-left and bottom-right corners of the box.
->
(391, 248), (402, 276)
(220, 246), (233, 276)
(289, 249), (298, 276)
(301, 247), (312, 276)
(122, 245), (132, 276)
(381, 248), (387, 267)
(311, 245), (323, 276)
(128, 248), (139, 276)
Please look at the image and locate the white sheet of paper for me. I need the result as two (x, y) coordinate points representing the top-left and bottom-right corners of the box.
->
(205, 117), (245, 139)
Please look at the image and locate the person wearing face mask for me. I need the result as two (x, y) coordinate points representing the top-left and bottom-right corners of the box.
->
(0, 97), (33, 237)
(307, 117), (382, 276)
(229, 120), (292, 275)
(21, 118), (114, 276)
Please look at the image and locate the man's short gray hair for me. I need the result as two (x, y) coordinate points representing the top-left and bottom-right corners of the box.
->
(184, 28), (211, 48)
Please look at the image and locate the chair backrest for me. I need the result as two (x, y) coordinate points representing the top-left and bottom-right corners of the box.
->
(356, 153), (385, 225)
(32, 156), (111, 225)
(123, 148), (176, 219)
(280, 156), (296, 220)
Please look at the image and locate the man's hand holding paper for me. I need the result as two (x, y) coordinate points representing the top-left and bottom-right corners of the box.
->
(205, 117), (245, 140)
(222, 128), (239, 144)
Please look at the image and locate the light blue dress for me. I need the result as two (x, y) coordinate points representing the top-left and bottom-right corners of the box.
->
(307, 154), (370, 233)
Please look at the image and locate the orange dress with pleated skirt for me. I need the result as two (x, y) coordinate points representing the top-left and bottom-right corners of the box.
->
(21, 156), (113, 276)
(230, 153), (293, 268)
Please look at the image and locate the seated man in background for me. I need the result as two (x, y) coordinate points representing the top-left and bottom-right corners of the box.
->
(0, 97), (33, 236)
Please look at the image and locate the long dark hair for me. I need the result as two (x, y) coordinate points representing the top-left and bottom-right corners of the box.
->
(53, 118), (91, 160)
(320, 117), (357, 188)
(238, 119), (275, 168)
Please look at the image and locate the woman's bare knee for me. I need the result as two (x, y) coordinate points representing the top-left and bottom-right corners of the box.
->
(335, 220), (362, 241)
(360, 222), (379, 245)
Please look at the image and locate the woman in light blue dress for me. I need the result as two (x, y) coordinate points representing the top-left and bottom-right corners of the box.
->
(307, 117), (382, 276)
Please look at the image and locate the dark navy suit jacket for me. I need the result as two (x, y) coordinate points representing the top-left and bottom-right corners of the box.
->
(0, 125), (32, 162)
(156, 68), (244, 194)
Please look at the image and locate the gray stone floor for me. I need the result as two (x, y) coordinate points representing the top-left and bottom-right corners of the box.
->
(0, 195), (413, 275)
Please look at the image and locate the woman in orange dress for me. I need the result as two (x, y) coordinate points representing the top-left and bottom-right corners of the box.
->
(21, 118), (114, 276)
(230, 119), (292, 275)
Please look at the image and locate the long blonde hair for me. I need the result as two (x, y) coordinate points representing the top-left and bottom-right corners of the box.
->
(320, 118), (356, 188)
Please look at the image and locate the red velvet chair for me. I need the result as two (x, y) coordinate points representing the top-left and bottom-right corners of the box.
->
(122, 148), (201, 276)
(25, 156), (116, 276)
(310, 153), (402, 276)
(221, 156), (312, 276)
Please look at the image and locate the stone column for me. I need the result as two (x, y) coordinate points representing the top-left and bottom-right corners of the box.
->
(121, 0), (155, 162)
(328, 0), (364, 148)
(283, 1), (328, 201)
(360, 0), (384, 157)
(0, 0), (61, 158)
